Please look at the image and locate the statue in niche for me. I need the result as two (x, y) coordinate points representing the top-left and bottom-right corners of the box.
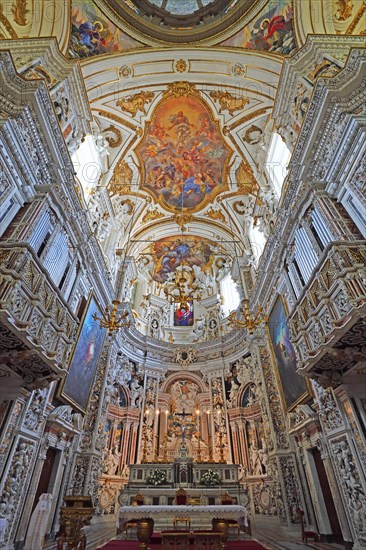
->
(192, 315), (207, 342)
(259, 441), (268, 474)
(130, 377), (143, 408)
(103, 445), (120, 476)
(249, 444), (263, 476)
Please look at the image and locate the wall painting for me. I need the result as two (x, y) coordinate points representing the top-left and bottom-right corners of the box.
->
(268, 297), (309, 411)
(59, 294), (106, 413)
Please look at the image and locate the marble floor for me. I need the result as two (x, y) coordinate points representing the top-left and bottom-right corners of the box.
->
(250, 517), (344, 550)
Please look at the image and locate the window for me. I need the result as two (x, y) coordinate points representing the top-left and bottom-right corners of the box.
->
(72, 135), (102, 201)
(249, 219), (266, 262)
(265, 133), (291, 196)
(220, 274), (240, 317)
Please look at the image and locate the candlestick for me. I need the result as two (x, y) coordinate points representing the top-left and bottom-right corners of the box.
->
(154, 410), (160, 462)
(207, 410), (213, 462)
(141, 426), (148, 464)
(196, 409), (202, 463)
(163, 434), (168, 463)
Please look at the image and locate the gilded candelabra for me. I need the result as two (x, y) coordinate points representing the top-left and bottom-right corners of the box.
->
(92, 300), (130, 334)
(228, 298), (268, 332)
(218, 430), (226, 463)
(141, 426), (148, 464)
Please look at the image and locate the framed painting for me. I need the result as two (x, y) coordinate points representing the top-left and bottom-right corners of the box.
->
(267, 296), (310, 411)
(59, 294), (106, 413)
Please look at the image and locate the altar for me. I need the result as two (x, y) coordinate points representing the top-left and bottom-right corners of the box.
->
(117, 504), (248, 532)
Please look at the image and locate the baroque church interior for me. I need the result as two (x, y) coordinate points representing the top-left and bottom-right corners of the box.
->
(0, 0), (366, 549)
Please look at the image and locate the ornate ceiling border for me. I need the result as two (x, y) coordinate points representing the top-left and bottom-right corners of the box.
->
(94, 0), (269, 46)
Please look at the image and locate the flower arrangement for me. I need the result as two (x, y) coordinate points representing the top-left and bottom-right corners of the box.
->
(147, 469), (167, 486)
(200, 469), (221, 486)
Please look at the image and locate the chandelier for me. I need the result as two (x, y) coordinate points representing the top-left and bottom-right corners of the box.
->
(228, 298), (267, 332)
(92, 300), (130, 334)
(163, 261), (202, 308)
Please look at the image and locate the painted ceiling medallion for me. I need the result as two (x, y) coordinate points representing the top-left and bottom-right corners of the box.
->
(135, 83), (232, 213)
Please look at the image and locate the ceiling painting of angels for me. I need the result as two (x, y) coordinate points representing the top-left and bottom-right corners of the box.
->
(149, 236), (215, 284)
(136, 92), (232, 212)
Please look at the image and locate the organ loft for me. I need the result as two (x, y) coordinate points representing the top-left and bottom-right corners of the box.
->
(0, 1), (365, 550)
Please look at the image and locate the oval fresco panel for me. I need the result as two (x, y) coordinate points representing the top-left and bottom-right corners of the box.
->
(136, 92), (232, 212)
(147, 236), (216, 284)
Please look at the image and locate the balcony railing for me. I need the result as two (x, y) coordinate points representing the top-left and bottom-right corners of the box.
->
(288, 242), (366, 374)
(0, 244), (79, 381)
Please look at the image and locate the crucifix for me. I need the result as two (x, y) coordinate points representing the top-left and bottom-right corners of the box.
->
(175, 408), (189, 443)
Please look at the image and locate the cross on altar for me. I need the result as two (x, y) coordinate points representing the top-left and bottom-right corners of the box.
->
(174, 408), (189, 442)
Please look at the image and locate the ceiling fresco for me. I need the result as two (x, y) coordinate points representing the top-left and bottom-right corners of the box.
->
(148, 235), (217, 284)
(70, 0), (143, 59)
(219, 0), (295, 55)
(135, 85), (232, 212)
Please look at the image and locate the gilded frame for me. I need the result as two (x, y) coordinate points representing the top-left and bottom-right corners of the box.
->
(267, 295), (311, 412)
(134, 82), (234, 214)
(58, 293), (107, 413)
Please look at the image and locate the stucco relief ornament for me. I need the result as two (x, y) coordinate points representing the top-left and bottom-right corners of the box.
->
(119, 65), (131, 78)
(116, 91), (154, 117)
(175, 59), (187, 73)
(232, 63), (246, 78)
(175, 347), (197, 368)
(210, 91), (249, 116)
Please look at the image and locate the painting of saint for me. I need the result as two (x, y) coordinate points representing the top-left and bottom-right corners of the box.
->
(174, 301), (194, 327)
(150, 236), (214, 284)
(60, 295), (106, 412)
(268, 297), (309, 411)
(220, 1), (296, 56)
(136, 94), (231, 211)
(70, 0), (142, 59)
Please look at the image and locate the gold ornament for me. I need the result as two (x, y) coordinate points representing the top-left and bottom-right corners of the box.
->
(210, 91), (249, 116)
(116, 91), (154, 117)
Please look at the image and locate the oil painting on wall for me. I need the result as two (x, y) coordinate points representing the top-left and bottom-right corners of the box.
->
(220, 0), (296, 55)
(60, 295), (106, 412)
(150, 236), (214, 284)
(70, 0), (142, 59)
(268, 297), (308, 410)
(136, 94), (231, 211)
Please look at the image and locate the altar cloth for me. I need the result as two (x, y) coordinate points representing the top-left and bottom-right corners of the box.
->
(117, 504), (248, 528)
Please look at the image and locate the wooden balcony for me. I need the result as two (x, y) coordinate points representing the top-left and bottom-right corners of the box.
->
(288, 242), (366, 387)
(0, 244), (79, 387)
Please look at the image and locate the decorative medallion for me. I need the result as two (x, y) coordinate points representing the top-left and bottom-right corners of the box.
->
(175, 59), (187, 73)
(135, 83), (232, 212)
(119, 65), (132, 78)
(232, 63), (246, 78)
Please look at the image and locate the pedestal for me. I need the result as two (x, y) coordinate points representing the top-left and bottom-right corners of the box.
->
(56, 496), (94, 550)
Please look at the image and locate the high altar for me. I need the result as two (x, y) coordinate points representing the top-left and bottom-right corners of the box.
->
(119, 442), (246, 508)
